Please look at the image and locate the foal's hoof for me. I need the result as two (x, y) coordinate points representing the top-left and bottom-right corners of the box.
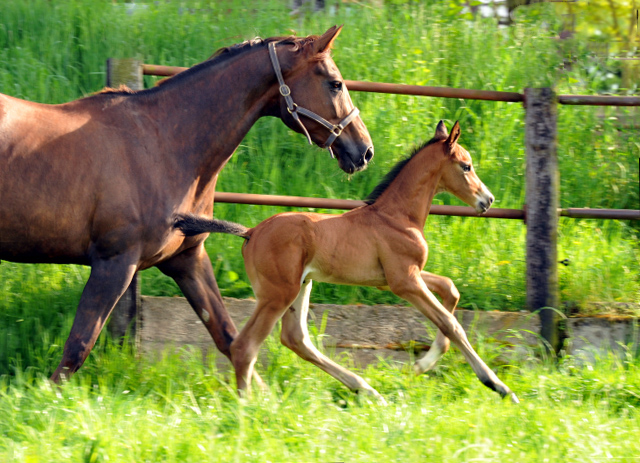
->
(358, 388), (388, 406)
(508, 392), (520, 404)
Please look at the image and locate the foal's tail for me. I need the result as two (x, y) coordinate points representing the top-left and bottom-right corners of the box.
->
(174, 213), (250, 240)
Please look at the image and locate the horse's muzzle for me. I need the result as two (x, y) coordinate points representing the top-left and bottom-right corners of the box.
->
(337, 145), (374, 174)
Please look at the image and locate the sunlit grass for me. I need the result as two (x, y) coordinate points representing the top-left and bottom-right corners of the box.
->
(1, 334), (639, 462)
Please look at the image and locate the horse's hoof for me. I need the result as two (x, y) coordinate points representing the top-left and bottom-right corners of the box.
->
(508, 392), (519, 404)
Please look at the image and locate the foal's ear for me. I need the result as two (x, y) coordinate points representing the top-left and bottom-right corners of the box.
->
(445, 121), (461, 152)
(313, 25), (343, 54)
(434, 120), (448, 139)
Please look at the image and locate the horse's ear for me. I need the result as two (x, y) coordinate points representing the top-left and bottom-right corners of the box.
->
(434, 120), (448, 139)
(445, 121), (461, 150)
(313, 25), (343, 54)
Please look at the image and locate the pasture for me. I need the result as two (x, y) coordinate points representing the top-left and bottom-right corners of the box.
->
(0, 0), (639, 461)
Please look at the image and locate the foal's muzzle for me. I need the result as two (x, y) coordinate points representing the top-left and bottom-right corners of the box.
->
(475, 186), (495, 214)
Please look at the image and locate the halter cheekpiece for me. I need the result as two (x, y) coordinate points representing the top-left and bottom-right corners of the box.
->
(268, 41), (360, 158)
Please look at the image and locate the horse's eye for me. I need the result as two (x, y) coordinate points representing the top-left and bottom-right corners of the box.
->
(462, 164), (471, 173)
(330, 81), (342, 91)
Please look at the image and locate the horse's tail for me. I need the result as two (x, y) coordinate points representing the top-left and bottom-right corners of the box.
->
(174, 213), (250, 240)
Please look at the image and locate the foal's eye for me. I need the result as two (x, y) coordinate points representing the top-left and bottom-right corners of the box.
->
(329, 81), (343, 91)
(462, 164), (471, 173)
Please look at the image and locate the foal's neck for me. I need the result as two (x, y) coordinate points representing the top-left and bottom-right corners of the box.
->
(372, 151), (442, 229)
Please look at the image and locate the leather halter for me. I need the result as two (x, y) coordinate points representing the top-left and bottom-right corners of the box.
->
(268, 41), (360, 158)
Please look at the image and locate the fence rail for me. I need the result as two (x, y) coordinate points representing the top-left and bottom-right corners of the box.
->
(213, 192), (640, 221)
(141, 64), (640, 106)
(105, 59), (640, 352)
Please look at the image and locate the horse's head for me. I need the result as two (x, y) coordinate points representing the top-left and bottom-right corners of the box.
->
(270, 26), (374, 174)
(434, 121), (494, 214)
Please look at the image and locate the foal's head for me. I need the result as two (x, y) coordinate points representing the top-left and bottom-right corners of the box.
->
(433, 121), (494, 214)
(272, 26), (374, 174)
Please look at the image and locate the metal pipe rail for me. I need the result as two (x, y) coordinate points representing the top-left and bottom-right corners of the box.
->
(141, 64), (640, 106)
(214, 192), (640, 221)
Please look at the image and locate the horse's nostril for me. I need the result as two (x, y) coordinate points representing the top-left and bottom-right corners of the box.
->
(363, 147), (374, 163)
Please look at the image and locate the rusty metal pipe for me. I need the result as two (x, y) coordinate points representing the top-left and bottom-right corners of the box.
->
(560, 208), (640, 220)
(213, 192), (525, 219)
(214, 192), (639, 221)
(142, 64), (640, 106)
(558, 95), (640, 106)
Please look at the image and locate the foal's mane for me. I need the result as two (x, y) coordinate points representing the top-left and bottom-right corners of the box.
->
(364, 135), (445, 205)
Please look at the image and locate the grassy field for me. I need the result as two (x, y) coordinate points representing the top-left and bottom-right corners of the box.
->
(1, 336), (639, 462)
(0, 2), (639, 459)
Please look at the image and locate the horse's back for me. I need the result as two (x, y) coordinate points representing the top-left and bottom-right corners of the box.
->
(0, 93), (136, 263)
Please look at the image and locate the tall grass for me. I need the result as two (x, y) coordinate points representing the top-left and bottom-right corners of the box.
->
(1, 334), (639, 462)
(0, 0), (638, 375)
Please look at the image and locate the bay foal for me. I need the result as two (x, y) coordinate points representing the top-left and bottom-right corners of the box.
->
(175, 121), (518, 404)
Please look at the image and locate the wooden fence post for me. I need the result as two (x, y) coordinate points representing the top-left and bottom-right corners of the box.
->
(524, 87), (561, 352)
(106, 58), (143, 344)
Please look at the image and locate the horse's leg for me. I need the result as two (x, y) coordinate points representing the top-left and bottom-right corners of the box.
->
(157, 245), (264, 388)
(389, 271), (518, 403)
(280, 280), (387, 405)
(51, 252), (139, 383)
(229, 287), (299, 394)
(414, 271), (460, 374)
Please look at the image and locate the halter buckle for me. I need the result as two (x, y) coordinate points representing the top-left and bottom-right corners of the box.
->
(279, 84), (291, 97)
(331, 125), (344, 137)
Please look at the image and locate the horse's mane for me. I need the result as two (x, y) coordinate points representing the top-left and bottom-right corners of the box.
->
(364, 135), (445, 205)
(153, 34), (325, 89)
(96, 34), (324, 96)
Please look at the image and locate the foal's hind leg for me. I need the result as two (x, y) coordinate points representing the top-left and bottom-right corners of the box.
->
(280, 280), (387, 405)
(414, 271), (460, 374)
(157, 244), (264, 388)
(390, 272), (518, 403)
(51, 251), (139, 383)
(229, 286), (299, 394)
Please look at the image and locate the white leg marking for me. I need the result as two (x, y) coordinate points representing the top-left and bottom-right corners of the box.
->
(281, 280), (387, 406)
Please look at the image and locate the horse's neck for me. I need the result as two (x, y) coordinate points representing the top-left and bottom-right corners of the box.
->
(148, 48), (278, 180)
(373, 154), (442, 229)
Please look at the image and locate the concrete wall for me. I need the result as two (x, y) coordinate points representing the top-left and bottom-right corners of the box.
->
(136, 297), (639, 370)
(136, 296), (558, 370)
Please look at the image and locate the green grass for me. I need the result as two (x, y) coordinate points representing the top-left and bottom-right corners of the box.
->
(1, 334), (639, 462)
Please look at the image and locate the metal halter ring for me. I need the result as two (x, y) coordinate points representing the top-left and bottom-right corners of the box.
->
(279, 84), (291, 97)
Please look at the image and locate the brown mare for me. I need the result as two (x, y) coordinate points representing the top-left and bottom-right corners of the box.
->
(0, 26), (374, 383)
(175, 121), (519, 404)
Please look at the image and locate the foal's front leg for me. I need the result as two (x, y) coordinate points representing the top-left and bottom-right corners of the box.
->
(389, 271), (518, 403)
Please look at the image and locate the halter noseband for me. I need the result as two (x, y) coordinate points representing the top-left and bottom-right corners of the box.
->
(268, 41), (360, 158)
